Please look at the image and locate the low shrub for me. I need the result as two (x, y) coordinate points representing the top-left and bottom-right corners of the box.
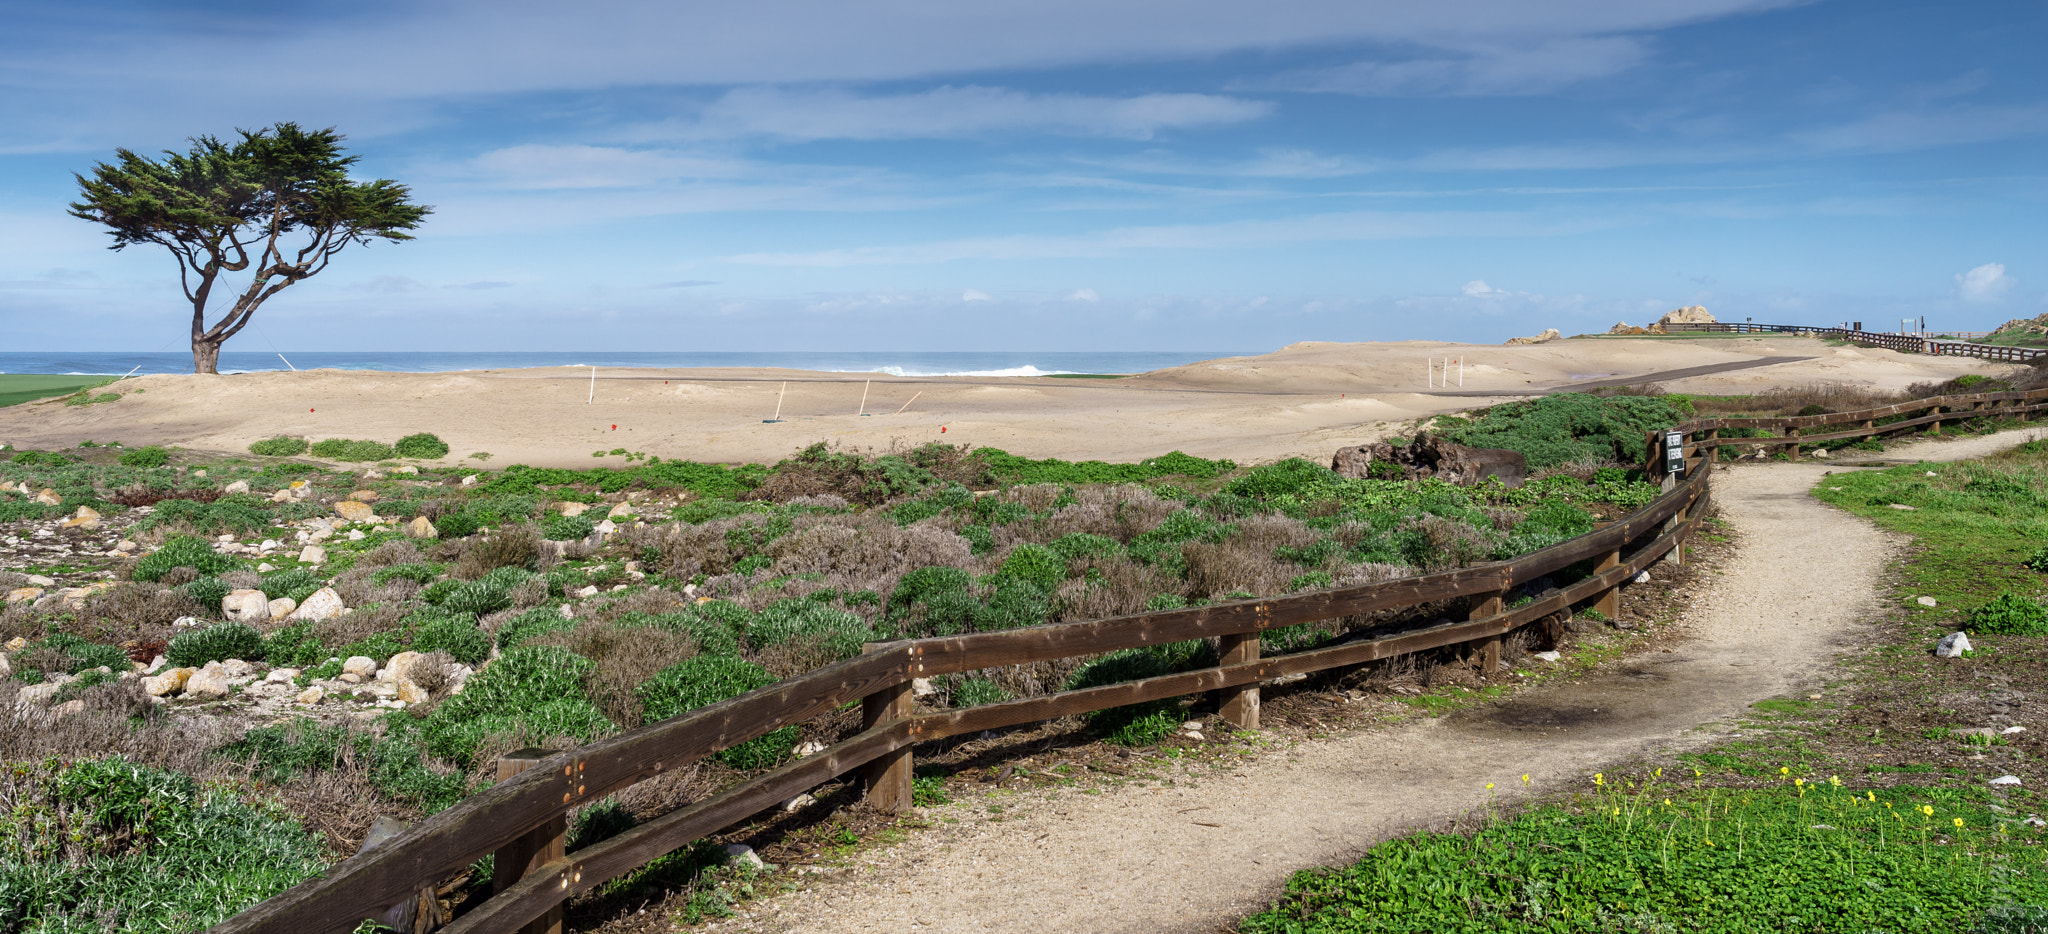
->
(1432, 392), (1687, 468)
(542, 513), (597, 541)
(1064, 641), (1215, 745)
(164, 622), (265, 668)
(117, 445), (170, 468)
(394, 432), (451, 459)
(138, 496), (274, 536)
(639, 655), (796, 769)
(497, 606), (578, 650)
(181, 575), (231, 611)
(22, 634), (130, 676)
(953, 677), (1012, 707)
(410, 612), (492, 665)
(1968, 592), (2048, 635)
(0, 756), (327, 932)
(249, 436), (310, 456)
(309, 438), (397, 461)
(423, 645), (613, 767)
(262, 622), (328, 669)
(132, 535), (235, 582)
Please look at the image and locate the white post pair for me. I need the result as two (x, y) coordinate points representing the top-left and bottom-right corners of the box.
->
(1425, 357), (1464, 389)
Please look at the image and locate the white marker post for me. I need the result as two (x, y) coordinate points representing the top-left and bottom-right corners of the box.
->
(1458, 358), (1464, 387)
(588, 366), (596, 404)
(894, 390), (923, 415)
(858, 379), (870, 416)
(763, 382), (787, 423)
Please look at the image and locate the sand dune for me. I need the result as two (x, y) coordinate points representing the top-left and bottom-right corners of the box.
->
(0, 337), (2013, 468)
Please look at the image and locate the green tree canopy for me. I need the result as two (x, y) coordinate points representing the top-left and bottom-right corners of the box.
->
(70, 123), (430, 374)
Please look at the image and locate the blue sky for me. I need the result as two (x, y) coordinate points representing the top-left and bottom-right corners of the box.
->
(1, 0), (2043, 352)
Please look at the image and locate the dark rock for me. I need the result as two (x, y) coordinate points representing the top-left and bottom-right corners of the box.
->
(1332, 433), (1526, 488)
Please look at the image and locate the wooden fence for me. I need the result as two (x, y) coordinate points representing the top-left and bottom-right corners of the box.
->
(211, 385), (2048, 934)
(1661, 321), (2048, 364)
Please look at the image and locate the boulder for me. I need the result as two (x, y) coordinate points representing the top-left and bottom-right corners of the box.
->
(1335, 433), (1524, 488)
(593, 519), (617, 539)
(460, 475), (479, 486)
(1936, 631), (1973, 657)
(298, 544), (327, 565)
(393, 465), (419, 475)
(397, 680), (430, 705)
(349, 490), (380, 503)
(35, 488), (60, 505)
(724, 844), (765, 870)
(16, 681), (65, 706)
(267, 597), (298, 619)
(1503, 328), (1562, 346)
(1916, 596), (1938, 607)
(62, 506), (101, 530)
(270, 489), (296, 503)
(219, 658), (256, 679)
(289, 587), (346, 621)
(607, 502), (635, 519)
(224, 480), (250, 494)
(333, 500), (375, 522)
(1990, 775), (2024, 787)
(183, 665), (231, 700)
(1608, 321), (1650, 335)
(1656, 305), (1717, 327)
(222, 589), (272, 622)
(383, 650), (424, 683)
(296, 685), (325, 705)
(552, 501), (589, 517)
(6, 587), (42, 604)
(342, 656), (378, 679)
(404, 516), (438, 539)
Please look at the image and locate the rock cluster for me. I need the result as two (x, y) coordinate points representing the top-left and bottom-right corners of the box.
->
(1657, 305), (1717, 327)
(1503, 328), (1562, 345)
(1331, 433), (1529, 488)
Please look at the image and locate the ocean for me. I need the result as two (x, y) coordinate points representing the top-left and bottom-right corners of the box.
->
(0, 350), (1248, 378)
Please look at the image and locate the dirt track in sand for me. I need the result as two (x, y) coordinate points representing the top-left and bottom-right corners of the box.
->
(710, 429), (2041, 934)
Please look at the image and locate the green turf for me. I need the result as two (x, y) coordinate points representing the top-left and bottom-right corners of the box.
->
(0, 375), (111, 408)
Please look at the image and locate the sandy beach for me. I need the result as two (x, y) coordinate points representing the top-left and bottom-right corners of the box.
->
(0, 336), (2014, 468)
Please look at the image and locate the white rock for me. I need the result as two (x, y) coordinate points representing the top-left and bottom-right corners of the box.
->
(260, 539), (280, 551)
(1916, 596), (1938, 607)
(1889, 503), (1918, 511)
(183, 666), (231, 700)
(781, 793), (816, 812)
(1991, 775), (2024, 786)
(572, 585), (599, 599)
(1632, 571), (1652, 584)
(296, 686), (325, 705)
(255, 562), (276, 573)
(793, 740), (827, 758)
(115, 540), (135, 552)
(911, 678), (936, 697)
(1936, 631), (1973, 658)
(1926, 471), (1938, 477)
(222, 589), (271, 622)
(25, 574), (54, 588)
(266, 668), (299, 683)
(342, 656), (378, 678)
(170, 617), (200, 631)
(219, 658), (255, 678)
(2004, 726), (2027, 734)
(393, 465), (418, 474)
(460, 475), (479, 486)
(346, 530), (366, 541)
(224, 480), (250, 494)
(298, 544), (327, 565)
(1810, 448), (1830, 459)
(724, 844), (765, 870)
(1534, 650), (1563, 662)
(594, 519), (617, 538)
(308, 526), (334, 542)
(268, 597), (297, 618)
(288, 587), (345, 621)
(271, 489), (295, 503)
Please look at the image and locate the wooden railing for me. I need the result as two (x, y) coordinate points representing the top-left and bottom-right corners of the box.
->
(1660, 321), (2048, 364)
(211, 386), (2048, 934)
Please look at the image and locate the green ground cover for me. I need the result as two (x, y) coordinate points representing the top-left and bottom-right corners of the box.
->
(1238, 434), (2048, 934)
(0, 376), (112, 408)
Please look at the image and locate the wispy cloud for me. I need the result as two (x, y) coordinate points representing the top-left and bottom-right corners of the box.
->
(1266, 36), (1650, 97)
(1956, 263), (2014, 303)
(639, 86), (1271, 141)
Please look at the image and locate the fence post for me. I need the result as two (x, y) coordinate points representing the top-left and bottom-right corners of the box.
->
(1466, 593), (1505, 673)
(493, 748), (566, 934)
(860, 645), (914, 813)
(1217, 631), (1261, 729)
(1786, 425), (1800, 460)
(1929, 404), (1943, 435)
(1593, 550), (1622, 620)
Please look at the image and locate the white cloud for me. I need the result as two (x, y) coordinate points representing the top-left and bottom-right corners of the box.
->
(1462, 279), (1502, 296)
(467, 145), (758, 189)
(676, 86), (1270, 141)
(1271, 36), (1651, 97)
(1067, 288), (1101, 302)
(1956, 263), (2014, 303)
(961, 288), (992, 302)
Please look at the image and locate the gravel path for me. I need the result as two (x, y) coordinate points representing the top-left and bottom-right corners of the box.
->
(714, 429), (2040, 934)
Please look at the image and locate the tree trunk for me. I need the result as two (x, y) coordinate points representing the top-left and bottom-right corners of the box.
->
(193, 339), (222, 375)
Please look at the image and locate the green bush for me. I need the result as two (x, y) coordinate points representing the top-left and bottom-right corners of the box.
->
(132, 535), (235, 582)
(117, 445), (170, 468)
(370, 562), (444, 585)
(262, 622), (328, 669)
(25, 634), (131, 675)
(181, 576), (230, 611)
(639, 656), (796, 769)
(993, 543), (1066, 592)
(542, 513), (597, 541)
(1064, 641), (1215, 745)
(309, 438), (397, 461)
(498, 607), (578, 650)
(0, 756), (327, 932)
(394, 432), (451, 459)
(248, 436), (310, 456)
(743, 600), (874, 658)
(10, 450), (71, 467)
(411, 613), (493, 665)
(2024, 545), (2048, 573)
(165, 623), (265, 668)
(260, 567), (324, 605)
(441, 579), (514, 616)
(424, 645), (612, 766)
(137, 496), (274, 536)
(1225, 458), (1342, 500)
(1432, 393), (1686, 468)
(953, 677), (1012, 708)
(1967, 593), (2048, 635)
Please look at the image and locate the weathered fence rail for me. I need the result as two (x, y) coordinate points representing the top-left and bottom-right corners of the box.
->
(212, 384), (2048, 934)
(1661, 321), (2048, 364)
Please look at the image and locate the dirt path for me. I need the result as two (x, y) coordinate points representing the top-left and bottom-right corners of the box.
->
(713, 430), (2040, 934)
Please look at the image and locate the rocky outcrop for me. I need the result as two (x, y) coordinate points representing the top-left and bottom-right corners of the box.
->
(1331, 433), (1528, 488)
(1608, 322), (1650, 335)
(1656, 305), (1716, 327)
(1503, 328), (1562, 345)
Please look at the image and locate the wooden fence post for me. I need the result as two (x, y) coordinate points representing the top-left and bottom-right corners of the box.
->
(860, 645), (914, 813)
(1465, 593), (1505, 673)
(1593, 550), (1622, 620)
(1929, 404), (1943, 435)
(493, 748), (566, 934)
(1217, 632), (1260, 729)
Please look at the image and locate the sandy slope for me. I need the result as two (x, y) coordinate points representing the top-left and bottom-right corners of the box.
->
(0, 337), (2009, 469)
(708, 428), (2040, 934)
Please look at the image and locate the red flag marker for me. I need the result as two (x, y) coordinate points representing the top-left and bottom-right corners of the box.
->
(611, 424), (618, 430)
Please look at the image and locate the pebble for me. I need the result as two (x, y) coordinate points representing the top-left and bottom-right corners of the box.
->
(1991, 775), (2023, 786)
(1916, 596), (1938, 607)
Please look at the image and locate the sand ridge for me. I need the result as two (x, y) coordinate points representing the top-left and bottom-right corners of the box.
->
(0, 337), (2011, 468)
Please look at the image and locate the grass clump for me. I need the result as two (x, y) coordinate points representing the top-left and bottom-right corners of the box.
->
(116, 445), (169, 468)
(393, 432), (451, 459)
(164, 623), (265, 668)
(132, 535), (235, 582)
(308, 438), (396, 462)
(0, 756), (327, 933)
(1968, 593), (2048, 636)
(248, 436), (310, 457)
(639, 656), (795, 769)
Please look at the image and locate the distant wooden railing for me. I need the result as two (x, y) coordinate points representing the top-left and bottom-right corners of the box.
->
(1660, 321), (2048, 364)
(211, 385), (2048, 934)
